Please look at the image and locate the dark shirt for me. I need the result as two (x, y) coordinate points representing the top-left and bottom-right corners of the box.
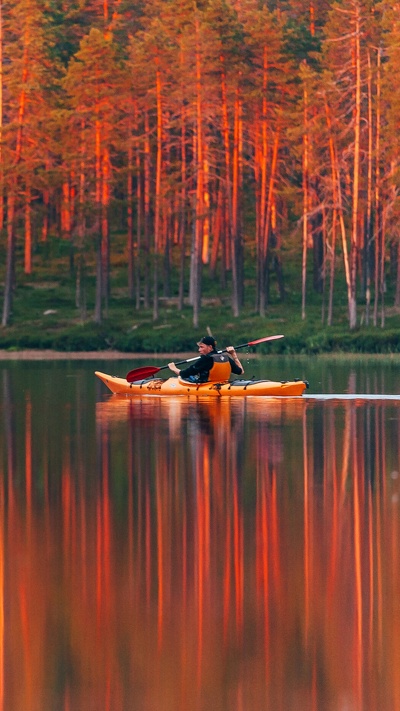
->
(179, 349), (242, 383)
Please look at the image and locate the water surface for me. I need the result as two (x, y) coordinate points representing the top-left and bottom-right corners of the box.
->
(0, 356), (399, 711)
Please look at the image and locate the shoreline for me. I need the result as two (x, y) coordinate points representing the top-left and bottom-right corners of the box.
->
(0, 350), (195, 361)
(0, 350), (399, 361)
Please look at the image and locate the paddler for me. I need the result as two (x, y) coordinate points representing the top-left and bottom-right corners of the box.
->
(168, 336), (244, 383)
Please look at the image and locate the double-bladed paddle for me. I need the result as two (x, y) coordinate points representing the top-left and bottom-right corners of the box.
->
(125, 334), (284, 383)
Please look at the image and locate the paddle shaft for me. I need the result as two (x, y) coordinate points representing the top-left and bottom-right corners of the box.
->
(125, 334), (284, 382)
(171, 334), (284, 367)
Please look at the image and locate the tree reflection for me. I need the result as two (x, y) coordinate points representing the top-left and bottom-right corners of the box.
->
(0, 385), (400, 710)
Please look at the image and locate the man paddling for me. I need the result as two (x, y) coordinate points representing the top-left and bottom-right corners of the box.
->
(168, 336), (244, 383)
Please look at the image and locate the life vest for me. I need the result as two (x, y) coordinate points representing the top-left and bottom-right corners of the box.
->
(207, 353), (232, 382)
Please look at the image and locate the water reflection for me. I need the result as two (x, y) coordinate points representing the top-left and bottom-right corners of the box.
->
(0, 363), (400, 710)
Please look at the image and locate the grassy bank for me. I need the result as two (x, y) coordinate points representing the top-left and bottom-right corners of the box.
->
(1, 237), (399, 354)
(1, 287), (399, 354)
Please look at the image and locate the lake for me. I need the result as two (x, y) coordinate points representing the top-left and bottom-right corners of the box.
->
(0, 355), (399, 711)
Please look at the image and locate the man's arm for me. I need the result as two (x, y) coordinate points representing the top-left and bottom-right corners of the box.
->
(168, 355), (211, 377)
(226, 346), (244, 375)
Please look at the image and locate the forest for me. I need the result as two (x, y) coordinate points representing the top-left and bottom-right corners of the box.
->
(1, 0), (400, 342)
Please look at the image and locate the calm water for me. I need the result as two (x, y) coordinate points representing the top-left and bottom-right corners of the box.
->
(1, 356), (400, 711)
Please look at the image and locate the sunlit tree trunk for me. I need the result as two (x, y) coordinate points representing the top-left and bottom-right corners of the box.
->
(41, 183), (49, 242)
(2, 193), (15, 327)
(260, 124), (280, 317)
(364, 49), (373, 326)
(153, 62), (163, 321)
(0, 0), (3, 231)
(178, 88), (187, 312)
(143, 109), (151, 309)
(255, 49), (269, 314)
(135, 119), (142, 311)
(202, 156), (210, 266)
(327, 208), (337, 327)
(349, 3), (361, 330)
(380, 208), (385, 328)
(101, 146), (110, 314)
(76, 121), (86, 316)
(373, 48), (382, 327)
(220, 57), (233, 294)
(396, 235), (400, 307)
(324, 97), (352, 325)
(94, 118), (103, 324)
(61, 179), (71, 238)
(163, 208), (171, 297)
(302, 80), (310, 321)
(2, 24), (28, 326)
(210, 186), (222, 277)
(127, 133), (134, 300)
(191, 18), (204, 329)
(24, 183), (32, 274)
(231, 90), (242, 317)
(309, 0), (315, 36)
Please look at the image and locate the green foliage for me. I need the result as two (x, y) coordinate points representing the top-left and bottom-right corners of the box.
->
(0, 227), (398, 354)
(1, 279), (399, 353)
(282, 19), (322, 71)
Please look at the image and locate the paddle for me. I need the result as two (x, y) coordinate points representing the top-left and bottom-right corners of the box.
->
(125, 334), (284, 383)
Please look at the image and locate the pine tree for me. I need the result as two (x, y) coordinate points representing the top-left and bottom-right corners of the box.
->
(321, 0), (381, 329)
(63, 28), (123, 324)
(1, 0), (61, 326)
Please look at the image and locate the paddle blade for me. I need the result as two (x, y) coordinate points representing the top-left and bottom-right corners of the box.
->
(126, 365), (162, 383)
(247, 334), (284, 346)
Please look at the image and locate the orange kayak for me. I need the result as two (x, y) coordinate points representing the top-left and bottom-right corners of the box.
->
(95, 371), (308, 397)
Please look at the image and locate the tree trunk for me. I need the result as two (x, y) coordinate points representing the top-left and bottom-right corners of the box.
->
(302, 81), (309, 320)
(2, 193), (15, 327)
(0, 0), (3, 232)
(178, 93), (187, 312)
(349, 3), (361, 330)
(231, 91), (242, 317)
(396, 241), (400, 308)
(373, 48), (382, 327)
(177, 44), (187, 312)
(260, 125), (280, 317)
(24, 182), (32, 274)
(101, 146), (110, 316)
(41, 184), (49, 242)
(364, 49), (373, 325)
(153, 62), (162, 321)
(325, 96), (352, 326)
(220, 59), (235, 309)
(255, 50), (269, 314)
(380, 207), (385, 328)
(143, 109), (151, 310)
(135, 110), (142, 310)
(76, 120), (86, 315)
(2, 21), (28, 325)
(327, 208), (337, 327)
(312, 209), (323, 294)
(192, 18), (204, 328)
(94, 118), (102, 324)
(127, 136), (134, 300)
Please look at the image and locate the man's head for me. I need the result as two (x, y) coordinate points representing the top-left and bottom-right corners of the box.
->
(197, 336), (216, 354)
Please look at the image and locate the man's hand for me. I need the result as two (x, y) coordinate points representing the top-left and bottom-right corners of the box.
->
(226, 346), (239, 358)
(168, 362), (180, 375)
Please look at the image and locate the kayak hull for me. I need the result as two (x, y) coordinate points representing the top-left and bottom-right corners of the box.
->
(95, 371), (308, 397)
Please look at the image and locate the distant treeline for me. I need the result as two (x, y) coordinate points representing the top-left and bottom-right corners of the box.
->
(1, 0), (399, 329)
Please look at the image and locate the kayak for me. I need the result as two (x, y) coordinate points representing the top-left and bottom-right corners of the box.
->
(95, 371), (309, 397)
